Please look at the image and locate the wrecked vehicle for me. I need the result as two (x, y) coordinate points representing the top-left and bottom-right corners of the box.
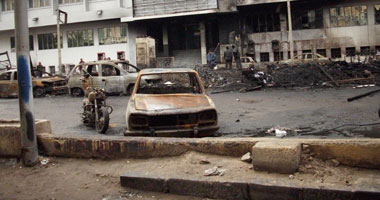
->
(279, 53), (329, 65)
(125, 68), (219, 137)
(0, 69), (68, 98)
(67, 60), (140, 97)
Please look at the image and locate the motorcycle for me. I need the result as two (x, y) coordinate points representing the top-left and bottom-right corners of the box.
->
(81, 74), (113, 134)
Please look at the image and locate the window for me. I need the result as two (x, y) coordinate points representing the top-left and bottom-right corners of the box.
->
(293, 9), (323, 30)
(260, 52), (270, 62)
(376, 46), (380, 54)
(58, 0), (82, 4)
(346, 47), (356, 56)
(49, 66), (56, 74)
(67, 29), (94, 48)
(0, 72), (11, 80)
(274, 52), (283, 61)
(102, 65), (120, 76)
(1, 0), (14, 11)
(376, 5), (380, 24)
(302, 50), (312, 54)
(98, 26), (127, 45)
(246, 13), (281, 33)
(330, 6), (367, 27)
(316, 49), (326, 57)
(38, 33), (62, 50)
(29, 0), (50, 8)
(331, 48), (341, 58)
(10, 36), (34, 52)
(360, 46), (370, 55)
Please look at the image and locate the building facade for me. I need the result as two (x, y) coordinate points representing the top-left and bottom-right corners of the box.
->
(0, 0), (380, 73)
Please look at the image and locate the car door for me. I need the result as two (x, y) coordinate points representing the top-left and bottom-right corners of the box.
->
(83, 64), (102, 90)
(101, 64), (125, 94)
(0, 71), (12, 97)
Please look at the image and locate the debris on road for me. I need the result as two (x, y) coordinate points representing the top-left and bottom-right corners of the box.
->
(241, 152), (252, 163)
(347, 88), (380, 102)
(203, 166), (226, 176)
(266, 126), (289, 138)
(199, 159), (210, 165)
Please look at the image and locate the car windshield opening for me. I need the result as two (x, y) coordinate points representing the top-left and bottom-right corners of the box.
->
(137, 72), (202, 94)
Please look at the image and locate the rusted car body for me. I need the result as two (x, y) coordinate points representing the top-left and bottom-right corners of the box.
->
(125, 68), (219, 137)
(0, 69), (67, 98)
(67, 60), (140, 96)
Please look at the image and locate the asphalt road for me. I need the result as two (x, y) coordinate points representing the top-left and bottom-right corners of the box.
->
(0, 87), (379, 138)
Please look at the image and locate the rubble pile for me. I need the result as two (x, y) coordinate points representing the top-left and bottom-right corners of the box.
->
(197, 61), (380, 90)
(270, 61), (380, 87)
(197, 67), (248, 89)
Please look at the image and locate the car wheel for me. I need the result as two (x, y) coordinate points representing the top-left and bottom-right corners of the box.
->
(33, 87), (46, 98)
(71, 88), (84, 97)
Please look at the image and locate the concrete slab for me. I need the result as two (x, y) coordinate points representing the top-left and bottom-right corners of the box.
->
(252, 141), (301, 174)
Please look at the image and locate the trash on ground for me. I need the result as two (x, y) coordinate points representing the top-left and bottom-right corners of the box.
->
(203, 166), (226, 176)
(241, 152), (252, 163)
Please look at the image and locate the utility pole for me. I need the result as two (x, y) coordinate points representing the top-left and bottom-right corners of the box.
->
(14, 0), (39, 166)
(287, 0), (294, 61)
(57, 4), (62, 71)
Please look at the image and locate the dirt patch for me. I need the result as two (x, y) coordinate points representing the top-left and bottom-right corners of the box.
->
(1, 152), (379, 199)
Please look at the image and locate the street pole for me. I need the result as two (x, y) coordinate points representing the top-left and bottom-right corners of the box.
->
(287, 0), (294, 61)
(57, 6), (62, 72)
(14, 0), (39, 166)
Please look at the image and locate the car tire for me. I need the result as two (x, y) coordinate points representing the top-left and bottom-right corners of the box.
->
(127, 84), (134, 96)
(71, 88), (84, 97)
(33, 87), (46, 98)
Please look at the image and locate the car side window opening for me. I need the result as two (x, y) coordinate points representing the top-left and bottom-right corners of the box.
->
(137, 73), (202, 94)
(13, 72), (17, 80)
(86, 65), (99, 76)
(102, 64), (120, 76)
(73, 65), (84, 75)
(0, 72), (12, 80)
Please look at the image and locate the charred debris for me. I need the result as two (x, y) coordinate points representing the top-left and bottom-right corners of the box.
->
(196, 61), (380, 92)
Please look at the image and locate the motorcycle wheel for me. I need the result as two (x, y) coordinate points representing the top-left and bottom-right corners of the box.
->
(96, 107), (110, 134)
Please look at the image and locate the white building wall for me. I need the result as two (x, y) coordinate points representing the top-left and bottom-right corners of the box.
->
(0, 0), (142, 73)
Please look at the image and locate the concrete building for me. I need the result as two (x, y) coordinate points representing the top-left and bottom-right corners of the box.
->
(0, 0), (142, 74)
(1, 0), (380, 73)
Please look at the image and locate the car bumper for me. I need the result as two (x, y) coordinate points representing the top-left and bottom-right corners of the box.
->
(125, 125), (219, 137)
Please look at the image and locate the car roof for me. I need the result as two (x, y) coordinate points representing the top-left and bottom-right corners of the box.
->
(80, 60), (127, 65)
(139, 68), (197, 75)
(0, 69), (16, 74)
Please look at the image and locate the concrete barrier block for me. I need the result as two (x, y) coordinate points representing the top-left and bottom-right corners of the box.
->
(0, 119), (52, 157)
(252, 141), (301, 174)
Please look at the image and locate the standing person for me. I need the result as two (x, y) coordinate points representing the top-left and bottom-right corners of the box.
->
(35, 62), (44, 77)
(232, 45), (242, 70)
(224, 46), (233, 69)
(79, 58), (84, 64)
(207, 49), (216, 68)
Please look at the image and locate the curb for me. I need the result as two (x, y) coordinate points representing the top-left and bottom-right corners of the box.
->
(37, 133), (380, 169)
(120, 172), (380, 200)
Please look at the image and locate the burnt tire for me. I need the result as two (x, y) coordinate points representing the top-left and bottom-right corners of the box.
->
(33, 87), (46, 98)
(96, 107), (109, 134)
(71, 88), (84, 97)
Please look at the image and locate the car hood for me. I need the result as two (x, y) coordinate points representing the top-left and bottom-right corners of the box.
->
(134, 94), (212, 111)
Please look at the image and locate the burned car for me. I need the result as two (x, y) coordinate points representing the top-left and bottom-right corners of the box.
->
(0, 69), (67, 98)
(125, 68), (219, 137)
(67, 60), (140, 97)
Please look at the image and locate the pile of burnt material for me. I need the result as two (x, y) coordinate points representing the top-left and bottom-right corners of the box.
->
(270, 61), (380, 88)
(196, 67), (248, 90)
